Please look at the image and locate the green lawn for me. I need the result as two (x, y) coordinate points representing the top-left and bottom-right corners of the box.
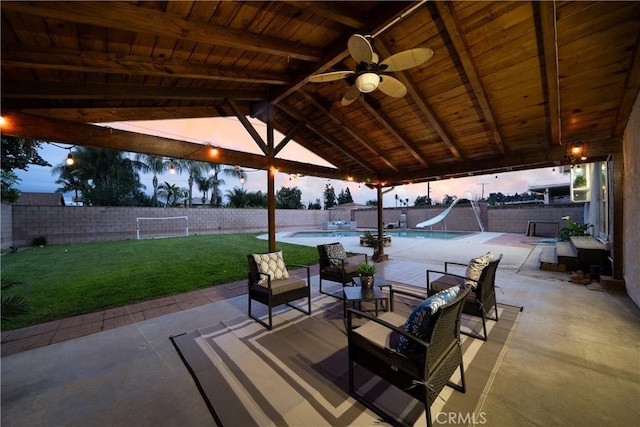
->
(1, 233), (319, 331)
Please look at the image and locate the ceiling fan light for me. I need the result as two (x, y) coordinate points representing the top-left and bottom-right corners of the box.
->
(355, 73), (380, 93)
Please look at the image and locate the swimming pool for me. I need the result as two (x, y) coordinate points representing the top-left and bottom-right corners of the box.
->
(288, 230), (472, 240)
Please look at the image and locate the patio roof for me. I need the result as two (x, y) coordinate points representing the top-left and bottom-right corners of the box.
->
(1, 1), (639, 187)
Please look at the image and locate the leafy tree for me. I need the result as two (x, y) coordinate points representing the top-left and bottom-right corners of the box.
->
(52, 147), (147, 206)
(337, 187), (354, 205)
(276, 186), (303, 209)
(414, 195), (431, 206)
(365, 199), (377, 206)
(1, 136), (52, 203)
(245, 190), (267, 208)
(308, 199), (322, 210)
(225, 186), (248, 207)
(1, 171), (21, 203)
(1, 136), (50, 172)
(323, 185), (336, 210)
(134, 154), (169, 206)
(442, 194), (457, 205)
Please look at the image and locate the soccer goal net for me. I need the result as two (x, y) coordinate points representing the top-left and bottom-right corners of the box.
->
(136, 216), (189, 240)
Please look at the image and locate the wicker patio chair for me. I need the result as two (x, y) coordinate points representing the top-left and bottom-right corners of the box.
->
(427, 253), (502, 341)
(247, 252), (311, 330)
(347, 286), (469, 427)
(316, 242), (367, 299)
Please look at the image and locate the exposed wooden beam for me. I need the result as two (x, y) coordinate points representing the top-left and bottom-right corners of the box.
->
(2, 81), (267, 101)
(436, 1), (506, 155)
(537, 1), (561, 146)
(1, 1), (322, 62)
(380, 137), (623, 185)
(358, 98), (429, 168)
(0, 111), (362, 182)
(1, 47), (290, 85)
(18, 107), (225, 123)
(274, 120), (306, 157)
(275, 103), (378, 175)
(298, 90), (400, 173)
(226, 99), (269, 156)
(376, 41), (465, 161)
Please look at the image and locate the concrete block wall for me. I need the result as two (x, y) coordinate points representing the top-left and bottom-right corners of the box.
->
(487, 204), (583, 235)
(4, 202), (586, 248)
(8, 206), (331, 247)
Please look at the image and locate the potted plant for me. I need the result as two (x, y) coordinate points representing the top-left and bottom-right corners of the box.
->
(360, 230), (388, 262)
(559, 216), (594, 241)
(356, 262), (377, 288)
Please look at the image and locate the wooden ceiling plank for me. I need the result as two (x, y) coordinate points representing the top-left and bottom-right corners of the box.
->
(283, 1), (368, 30)
(1, 47), (290, 85)
(614, 27), (640, 136)
(376, 41), (465, 161)
(358, 98), (429, 168)
(267, 2), (427, 107)
(298, 90), (400, 172)
(1, 1), (322, 61)
(436, 1), (506, 155)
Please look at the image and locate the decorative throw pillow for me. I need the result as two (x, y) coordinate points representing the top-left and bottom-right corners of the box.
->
(464, 251), (494, 289)
(252, 251), (290, 286)
(397, 285), (461, 356)
(325, 243), (347, 266)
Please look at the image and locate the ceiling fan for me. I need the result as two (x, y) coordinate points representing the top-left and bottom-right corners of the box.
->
(308, 34), (433, 106)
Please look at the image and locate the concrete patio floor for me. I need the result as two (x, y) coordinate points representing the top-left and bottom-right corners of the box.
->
(1, 232), (639, 426)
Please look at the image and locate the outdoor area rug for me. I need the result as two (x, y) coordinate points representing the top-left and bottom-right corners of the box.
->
(170, 292), (523, 426)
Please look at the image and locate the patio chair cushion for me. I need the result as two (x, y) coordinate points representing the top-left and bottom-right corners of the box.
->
(325, 243), (348, 266)
(465, 251), (494, 289)
(397, 285), (462, 356)
(252, 251), (290, 286)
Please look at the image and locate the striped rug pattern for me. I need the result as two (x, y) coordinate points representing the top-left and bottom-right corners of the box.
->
(171, 292), (522, 426)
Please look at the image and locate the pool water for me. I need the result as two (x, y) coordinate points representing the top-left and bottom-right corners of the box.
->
(289, 230), (472, 239)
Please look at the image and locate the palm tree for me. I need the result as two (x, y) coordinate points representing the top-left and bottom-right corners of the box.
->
(51, 163), (88, 204)
(225, 186), (248, 207)
(195, 174), (212, 205)
(52, 147), (146, 206)
(207, 164), (246, 207)
(134, 154), (169, 206)
(177, 160), (209, 207)
(157, 181), (182, 207)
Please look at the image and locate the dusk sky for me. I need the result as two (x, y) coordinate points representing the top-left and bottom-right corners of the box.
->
(14, 117), (569, 207)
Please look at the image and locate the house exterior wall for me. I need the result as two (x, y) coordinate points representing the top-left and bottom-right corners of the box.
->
(623, 92), (640, 307)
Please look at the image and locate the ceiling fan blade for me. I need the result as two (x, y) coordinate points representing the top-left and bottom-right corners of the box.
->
(380, 48), (434, 72)
(341, 85), (360, 106)
(308, 70), (354, 83)
(378, 75), (407, 98)
(348, 34), (373, 64)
